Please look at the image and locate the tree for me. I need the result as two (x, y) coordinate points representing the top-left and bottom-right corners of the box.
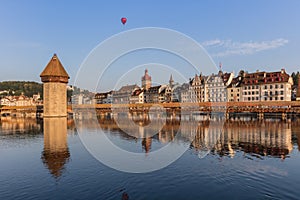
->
(0, 81), (43, 98)
(291, 71), (299, 86)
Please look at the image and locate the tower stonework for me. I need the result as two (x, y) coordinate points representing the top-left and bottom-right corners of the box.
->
(297, 75), (300, 101)
(40, 54), (69, 117)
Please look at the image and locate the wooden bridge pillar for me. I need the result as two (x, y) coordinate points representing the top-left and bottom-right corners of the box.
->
(225, 112), (230, 120)
(282, 113), (287, 121)
(257, 112), (264, 120)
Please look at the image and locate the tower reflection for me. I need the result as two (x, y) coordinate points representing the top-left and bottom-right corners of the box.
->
(41, 117), (70, 178)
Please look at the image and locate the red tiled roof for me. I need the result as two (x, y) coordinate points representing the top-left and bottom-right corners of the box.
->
(242, 70), (290, 85)
(117, 84), (139, 92)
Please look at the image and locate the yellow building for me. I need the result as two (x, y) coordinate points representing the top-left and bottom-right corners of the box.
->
(227, 77), (242, 102)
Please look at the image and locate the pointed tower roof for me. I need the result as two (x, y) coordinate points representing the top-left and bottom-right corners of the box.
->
(169, 74), (174, 82)
(194, 74), (199, 81)
(40, 54), (69, 83)
(169, 74), (174, 86)
(141, 69), (151, 81)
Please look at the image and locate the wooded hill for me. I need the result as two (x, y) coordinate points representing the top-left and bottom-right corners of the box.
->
(0, 81), (84, 100)
(0, 81), (43, 97)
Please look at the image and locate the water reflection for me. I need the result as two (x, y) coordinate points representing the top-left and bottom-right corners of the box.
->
(193, 121), (293, 159)
(0, 118), (41, 135)
(291, 120), (300, 151)
(41, 117), (70, 178)
(96, 118), (294, 159)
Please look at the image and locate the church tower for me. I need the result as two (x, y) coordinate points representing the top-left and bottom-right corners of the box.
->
(40, 54), (69, 117)
(141, 69), (152, 90)
(169, 74), (174, 87)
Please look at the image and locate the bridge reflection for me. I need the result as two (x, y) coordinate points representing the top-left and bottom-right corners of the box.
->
(90, 117), (294, 159)
(32, 116), (300, 179)
(0, 118), (41, 135)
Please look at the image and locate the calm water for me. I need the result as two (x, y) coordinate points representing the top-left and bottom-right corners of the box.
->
(1, 117), (300, 200)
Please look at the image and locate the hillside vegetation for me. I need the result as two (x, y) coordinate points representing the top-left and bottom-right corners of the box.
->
(0, 81), (43, 97)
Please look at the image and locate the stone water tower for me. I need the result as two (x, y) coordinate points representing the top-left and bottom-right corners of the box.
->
(297, 75), (300, 101)
(40, 54), (69, 117)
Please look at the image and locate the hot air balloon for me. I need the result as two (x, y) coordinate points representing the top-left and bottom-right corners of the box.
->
(121, 17), (127, 25)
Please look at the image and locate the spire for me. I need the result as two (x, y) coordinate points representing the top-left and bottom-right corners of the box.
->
(169, 74), (174, 86)
(142, 69), (151, 81)
(40, 54), (69, 83)
(218, 62), (223, 76)
(194, 74), (199, 81)
(141, 68), (152, 90)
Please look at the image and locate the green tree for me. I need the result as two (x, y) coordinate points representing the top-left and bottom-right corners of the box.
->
(291, 71), (299, 86)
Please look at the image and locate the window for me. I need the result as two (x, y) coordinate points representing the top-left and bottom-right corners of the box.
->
(280, 97), (284, 100)
(270, 85), (273, 89)
(265, 91), (268, 96)
(264, 85), (267, 89)
(231, 89), (233, 92)
(256, 91), (259, 94)
(248, 97), (251, 101)
(275, 85), (278, 89)
(270, 97), (273, 101)
(252, 97), (255, 100)
(256, 85), (259, 89)
(281, 84), (284, 88)
(252, 91), (254, 95)
(275, 97), (278, 100)
(280, 91), (284, 95)
(237, 93), (239, 96)
(264, 97), (267, 101)
(270, 91), (273, 95)
(252, 86), (255, 89)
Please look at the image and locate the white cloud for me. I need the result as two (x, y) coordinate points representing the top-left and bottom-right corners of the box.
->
(202, 38), (289, 57)
(202, 39), (223, 47)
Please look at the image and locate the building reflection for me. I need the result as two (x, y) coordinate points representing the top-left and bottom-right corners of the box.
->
(41, 117), (70, 178)
(191, 121), (293, 159)
(291, 119), (300, 151)
(97, 116), (294, 159)
(0, 117), (41, 134)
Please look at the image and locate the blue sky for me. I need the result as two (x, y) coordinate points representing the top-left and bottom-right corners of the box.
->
(1, 1), (300, 91)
